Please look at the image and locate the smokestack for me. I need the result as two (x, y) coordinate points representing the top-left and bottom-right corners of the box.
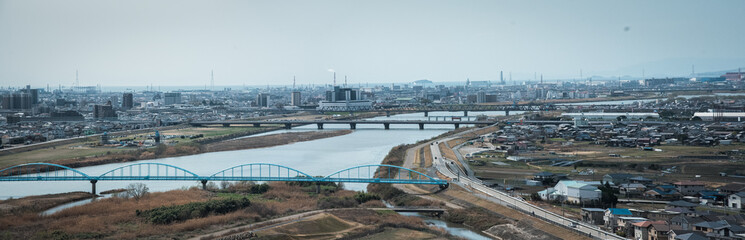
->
(293, 76), (296, 90)
(333, 72), (336, 86)
(344, 75), (347, 87)
(500, 71), (504, 85)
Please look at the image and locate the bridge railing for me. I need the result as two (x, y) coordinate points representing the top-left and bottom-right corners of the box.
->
(97, 163), (201, 181)
(322, 164), (446, 185)
(0, 163), (92, 181)
(208, 163), (317, 182)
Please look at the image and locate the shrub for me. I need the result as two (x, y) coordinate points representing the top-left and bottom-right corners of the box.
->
(317, 196), (357, 209)
(353, 192), (380, 204)
(137, 198), (250, 224)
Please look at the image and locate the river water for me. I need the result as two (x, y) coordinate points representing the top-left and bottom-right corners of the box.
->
(1, 111), (521, 199)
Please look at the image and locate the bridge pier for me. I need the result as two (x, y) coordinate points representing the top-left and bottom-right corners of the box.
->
(350, 123), (357, 130)
(505, 110), (510, 116)
(454, 123), (460, 129)
(253, 123), (261, 128)
(201, 179), (208, 190)
(317, 123), (324, 130)
(316, 182), (321, 194)
(418, 123), (424, 130)
(222, 123), (230, 127)
(463, 111), (468, 117)
(385, 111), (390, 117)
(384, 123), (390, 130)
(90, 179), (98, 195)
(284, 123), (292, 129)
(424, 111), (429, 117)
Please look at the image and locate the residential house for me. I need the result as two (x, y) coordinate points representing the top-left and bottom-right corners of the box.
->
(603, 173), (634, 185)
(620, 183), (647, 197)
(581, 208), (606, 225)
(618, 216), (648, 237)
(719, 183), (745, 195)
(729, 192), (745, 209)
(668, 230), (707, 240)
(673, 181), (706, 196)
(645, 185), (683, 200)
(670, 215), (702, 230)
(605, 208), (633, 230)
(633, 220), (669, 240)
(630, 176), (654, 186)
(667, 200), (699, 212)
(649, 221), (673, 240)
(691, 220), (745, 238)
(633, 221), (653, 240)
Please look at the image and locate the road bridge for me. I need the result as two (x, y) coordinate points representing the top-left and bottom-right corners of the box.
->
(190, 119), (496, 130)
(0, 163), (448, 194)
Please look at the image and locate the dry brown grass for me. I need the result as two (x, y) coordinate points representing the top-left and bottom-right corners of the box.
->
(0, 191), (95, 214)
(0, 181), (371, 239)
(422, 145), (432, 168)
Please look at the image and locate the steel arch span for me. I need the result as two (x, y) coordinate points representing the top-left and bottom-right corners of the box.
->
(322, 164), (447, 185)
(208, 163), (316, 182)
(97, 163), (201, 181)
(0, 163), (447, 187)
(0, 163), (91, 181)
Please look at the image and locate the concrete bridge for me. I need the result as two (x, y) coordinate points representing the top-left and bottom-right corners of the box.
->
(190, 120), (496, 130)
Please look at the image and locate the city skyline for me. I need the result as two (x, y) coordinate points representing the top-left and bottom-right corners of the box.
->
(1, 0), (744, 86)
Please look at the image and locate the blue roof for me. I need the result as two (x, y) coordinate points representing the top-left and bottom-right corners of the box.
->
(608, 208), (633, 216)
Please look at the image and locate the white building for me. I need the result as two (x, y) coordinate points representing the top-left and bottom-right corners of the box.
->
(729, 192), (745, 209)
(537, 180), (602, 203)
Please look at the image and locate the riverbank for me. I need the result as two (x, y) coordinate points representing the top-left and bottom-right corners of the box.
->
(0, 192), (96, 214)
(1, 128), (352, 172)
(0, 181), (453, 239)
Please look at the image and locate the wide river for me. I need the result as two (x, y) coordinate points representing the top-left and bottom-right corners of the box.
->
(1, 111), (521, 199)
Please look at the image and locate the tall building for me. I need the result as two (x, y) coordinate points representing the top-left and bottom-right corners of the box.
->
(291, 91), (302, 106)
(94, 101), (116, 119)
(477, 91), (486, 103)
(20, 86), (39, 104)
(164, 92), (182, 105)
(1, 93), (32, 110)
(317, 86), (372, 111)
(256, 93), (270, 107)
(325, 86), (361, 102)
(122, 93), (134, 110)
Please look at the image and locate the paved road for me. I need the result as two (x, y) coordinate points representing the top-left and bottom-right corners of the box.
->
(430, 136), (626, 240)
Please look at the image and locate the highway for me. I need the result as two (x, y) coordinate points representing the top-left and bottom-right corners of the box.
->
(429, 137), (626, 240)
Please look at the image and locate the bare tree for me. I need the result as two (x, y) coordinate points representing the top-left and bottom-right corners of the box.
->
(126, 183), (149, 200)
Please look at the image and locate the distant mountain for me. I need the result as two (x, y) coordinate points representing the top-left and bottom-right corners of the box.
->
(611, 57), (745, 78)
(694, 68), (744, 77)
(412, 79), (433, 84)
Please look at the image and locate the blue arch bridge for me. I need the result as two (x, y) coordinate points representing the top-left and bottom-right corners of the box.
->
(0, 163), (448, 194)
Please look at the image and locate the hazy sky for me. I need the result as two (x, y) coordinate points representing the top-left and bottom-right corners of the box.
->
(2, 0), (745, 87)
